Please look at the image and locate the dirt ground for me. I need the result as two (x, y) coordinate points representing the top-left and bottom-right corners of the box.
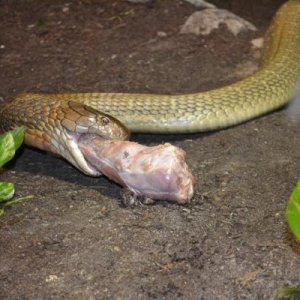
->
(1, 0), (300, 299)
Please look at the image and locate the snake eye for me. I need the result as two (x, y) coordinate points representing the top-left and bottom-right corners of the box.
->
(101, 116), (110, 126)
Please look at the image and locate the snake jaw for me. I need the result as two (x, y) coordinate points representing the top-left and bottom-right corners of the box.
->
(58, 129), (102, 176)
(56, 102), (130, 175)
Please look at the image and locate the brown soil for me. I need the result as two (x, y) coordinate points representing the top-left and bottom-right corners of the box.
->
(1, 0), (300, 299)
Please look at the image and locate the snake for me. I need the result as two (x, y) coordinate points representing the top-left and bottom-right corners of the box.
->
(0, 0), (300, 175)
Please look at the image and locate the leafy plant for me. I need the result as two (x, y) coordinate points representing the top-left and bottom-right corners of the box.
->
(0, 127), (31, 216)
(286, 180), (300, 241)
(0, 127), (24, 169)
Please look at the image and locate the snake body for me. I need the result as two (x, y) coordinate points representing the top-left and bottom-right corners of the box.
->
(1, 0), (300, 173)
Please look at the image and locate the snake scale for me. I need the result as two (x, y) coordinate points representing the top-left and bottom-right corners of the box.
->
(0, 0), (300, 174)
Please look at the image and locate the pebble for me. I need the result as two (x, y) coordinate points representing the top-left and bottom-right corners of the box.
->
(157, 31), (167, 37)
(180, 8), (257, 36)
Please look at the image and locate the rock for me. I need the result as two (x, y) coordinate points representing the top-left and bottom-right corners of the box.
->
(184, 0), (216, 9)
(180, 8), (257, 36)
(157, 31), (167, 37)
(251, 37), (264, 59)
(251, 37), (264, 50)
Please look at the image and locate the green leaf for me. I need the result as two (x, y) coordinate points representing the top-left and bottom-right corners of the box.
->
(286, 180), (300, 241)
(0, 127), (24, 167)
(10, 127), (25, 151)
(276, 287), (300, 299)
(0, 182), (15, 202)
(0, 132), (15, 167)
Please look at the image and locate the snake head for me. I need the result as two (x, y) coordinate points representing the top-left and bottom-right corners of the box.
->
(61, 101), (130, 141)
(47, 100), (130, 176)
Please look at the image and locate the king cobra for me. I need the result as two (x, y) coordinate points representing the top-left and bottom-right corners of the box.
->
(1, 0), (300, 175)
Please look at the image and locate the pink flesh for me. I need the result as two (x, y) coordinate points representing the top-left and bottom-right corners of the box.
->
(78, 135), (195, 204)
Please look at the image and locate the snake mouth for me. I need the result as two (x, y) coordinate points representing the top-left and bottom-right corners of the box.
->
(63, 130), (111, 176)
(76, 134), (106, 175)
